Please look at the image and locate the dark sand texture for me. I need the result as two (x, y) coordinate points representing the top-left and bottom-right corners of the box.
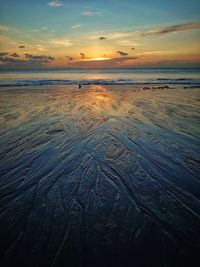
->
(0, 85), (200, 267)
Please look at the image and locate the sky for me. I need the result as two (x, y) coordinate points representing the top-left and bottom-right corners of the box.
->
(0, 0), (200, 69)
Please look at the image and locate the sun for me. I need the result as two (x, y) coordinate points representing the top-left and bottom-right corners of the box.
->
(84, 57), (111, 61)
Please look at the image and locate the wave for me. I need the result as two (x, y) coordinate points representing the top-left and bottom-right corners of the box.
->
(0, 78), (200, 86)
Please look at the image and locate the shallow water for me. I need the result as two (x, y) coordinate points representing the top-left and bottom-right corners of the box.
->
(0, 68), (200, 86)
(0, 85), (200, 267)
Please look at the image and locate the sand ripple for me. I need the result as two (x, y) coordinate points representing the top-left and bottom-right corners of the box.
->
(0, 85), (200, 267)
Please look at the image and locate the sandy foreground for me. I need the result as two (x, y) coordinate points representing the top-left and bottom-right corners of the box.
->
(0, 85), (200, 267)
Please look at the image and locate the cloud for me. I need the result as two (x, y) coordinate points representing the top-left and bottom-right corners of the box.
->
(103, 31), (140, 45)
(0, 57), (53, 67)
(111, 56), (138, 64)
(0, 25), (9, 31)
(35, 45), (46, 52)
(0, 56), (16, 63)
(66, 56), (74, 61)
(48, 1), (64, 7)
(19, 45), (26, 48)
(0, 52), (9, 56)
(69, 56), (138, 68)
(32, 26), (47, 32)
(88, 31), (140, 46)
(10, 53), (20, 57)
(99, 36), (106, 40)
(71, 24), (81, 29)
(142, 22), (200, 36)
(117, 51), (128, 56)
(82, 10), (102, 16)
(50, 39), (73, 47)
(140, 50), (176, 55)
(0, 55), (22, 64)
(107, 32), (133, 40)
(25, 54), (55, 60)
(0, 52), (54, 68)
(116, 40), (136, 46)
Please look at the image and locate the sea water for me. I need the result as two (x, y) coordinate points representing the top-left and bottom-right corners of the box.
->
(0, 68), (200, 86)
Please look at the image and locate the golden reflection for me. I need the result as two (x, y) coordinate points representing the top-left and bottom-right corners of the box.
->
(49, 85), (133, 117)
(73, 88), (112, 114)
(1, 85), (199, 135)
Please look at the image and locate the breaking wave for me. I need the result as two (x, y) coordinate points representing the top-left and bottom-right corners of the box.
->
(0, 78), (200, 86)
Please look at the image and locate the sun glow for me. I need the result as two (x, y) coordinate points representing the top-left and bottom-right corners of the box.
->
(84, 57), (111, 61)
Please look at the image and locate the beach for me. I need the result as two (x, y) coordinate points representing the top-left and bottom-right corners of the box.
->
(0, 83), (200, 266)
(1, 0), (200, 264)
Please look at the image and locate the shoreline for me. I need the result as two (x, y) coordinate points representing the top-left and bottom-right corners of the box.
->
(1, 82), (200, 87)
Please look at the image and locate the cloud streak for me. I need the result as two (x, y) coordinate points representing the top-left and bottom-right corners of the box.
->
(50, 39), (73, 47)
(0, 25), (9, 31)
(10, 53), (20, 57)
(25, 54), (55, 60)
(32, 27), (47, 32)
(82, 10), (102, 16)
(48, 1), (64, 7)
(69, 56), (138, 68)
(117, 51), (128, 56)
(71, 24), (81, 29)
(80, 53), (85, 58)
(142, 22), (200, 36)
(66, 56), (74, 61)
(0, 53), (55, 67)
(0, 52), (9, 56)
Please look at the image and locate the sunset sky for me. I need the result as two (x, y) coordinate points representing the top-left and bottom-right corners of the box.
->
(0, 0), (200, 69)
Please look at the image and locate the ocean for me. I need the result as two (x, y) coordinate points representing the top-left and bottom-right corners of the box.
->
(0, 68), (200, 86)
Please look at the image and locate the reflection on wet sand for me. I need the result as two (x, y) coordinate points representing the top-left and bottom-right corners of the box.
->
(0, 85), (200, 267)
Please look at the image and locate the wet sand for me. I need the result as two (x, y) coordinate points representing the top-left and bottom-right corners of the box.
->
(0, 85), (200, 267)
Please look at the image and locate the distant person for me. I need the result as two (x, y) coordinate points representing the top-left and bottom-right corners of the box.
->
(79, 84), (81, 89)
